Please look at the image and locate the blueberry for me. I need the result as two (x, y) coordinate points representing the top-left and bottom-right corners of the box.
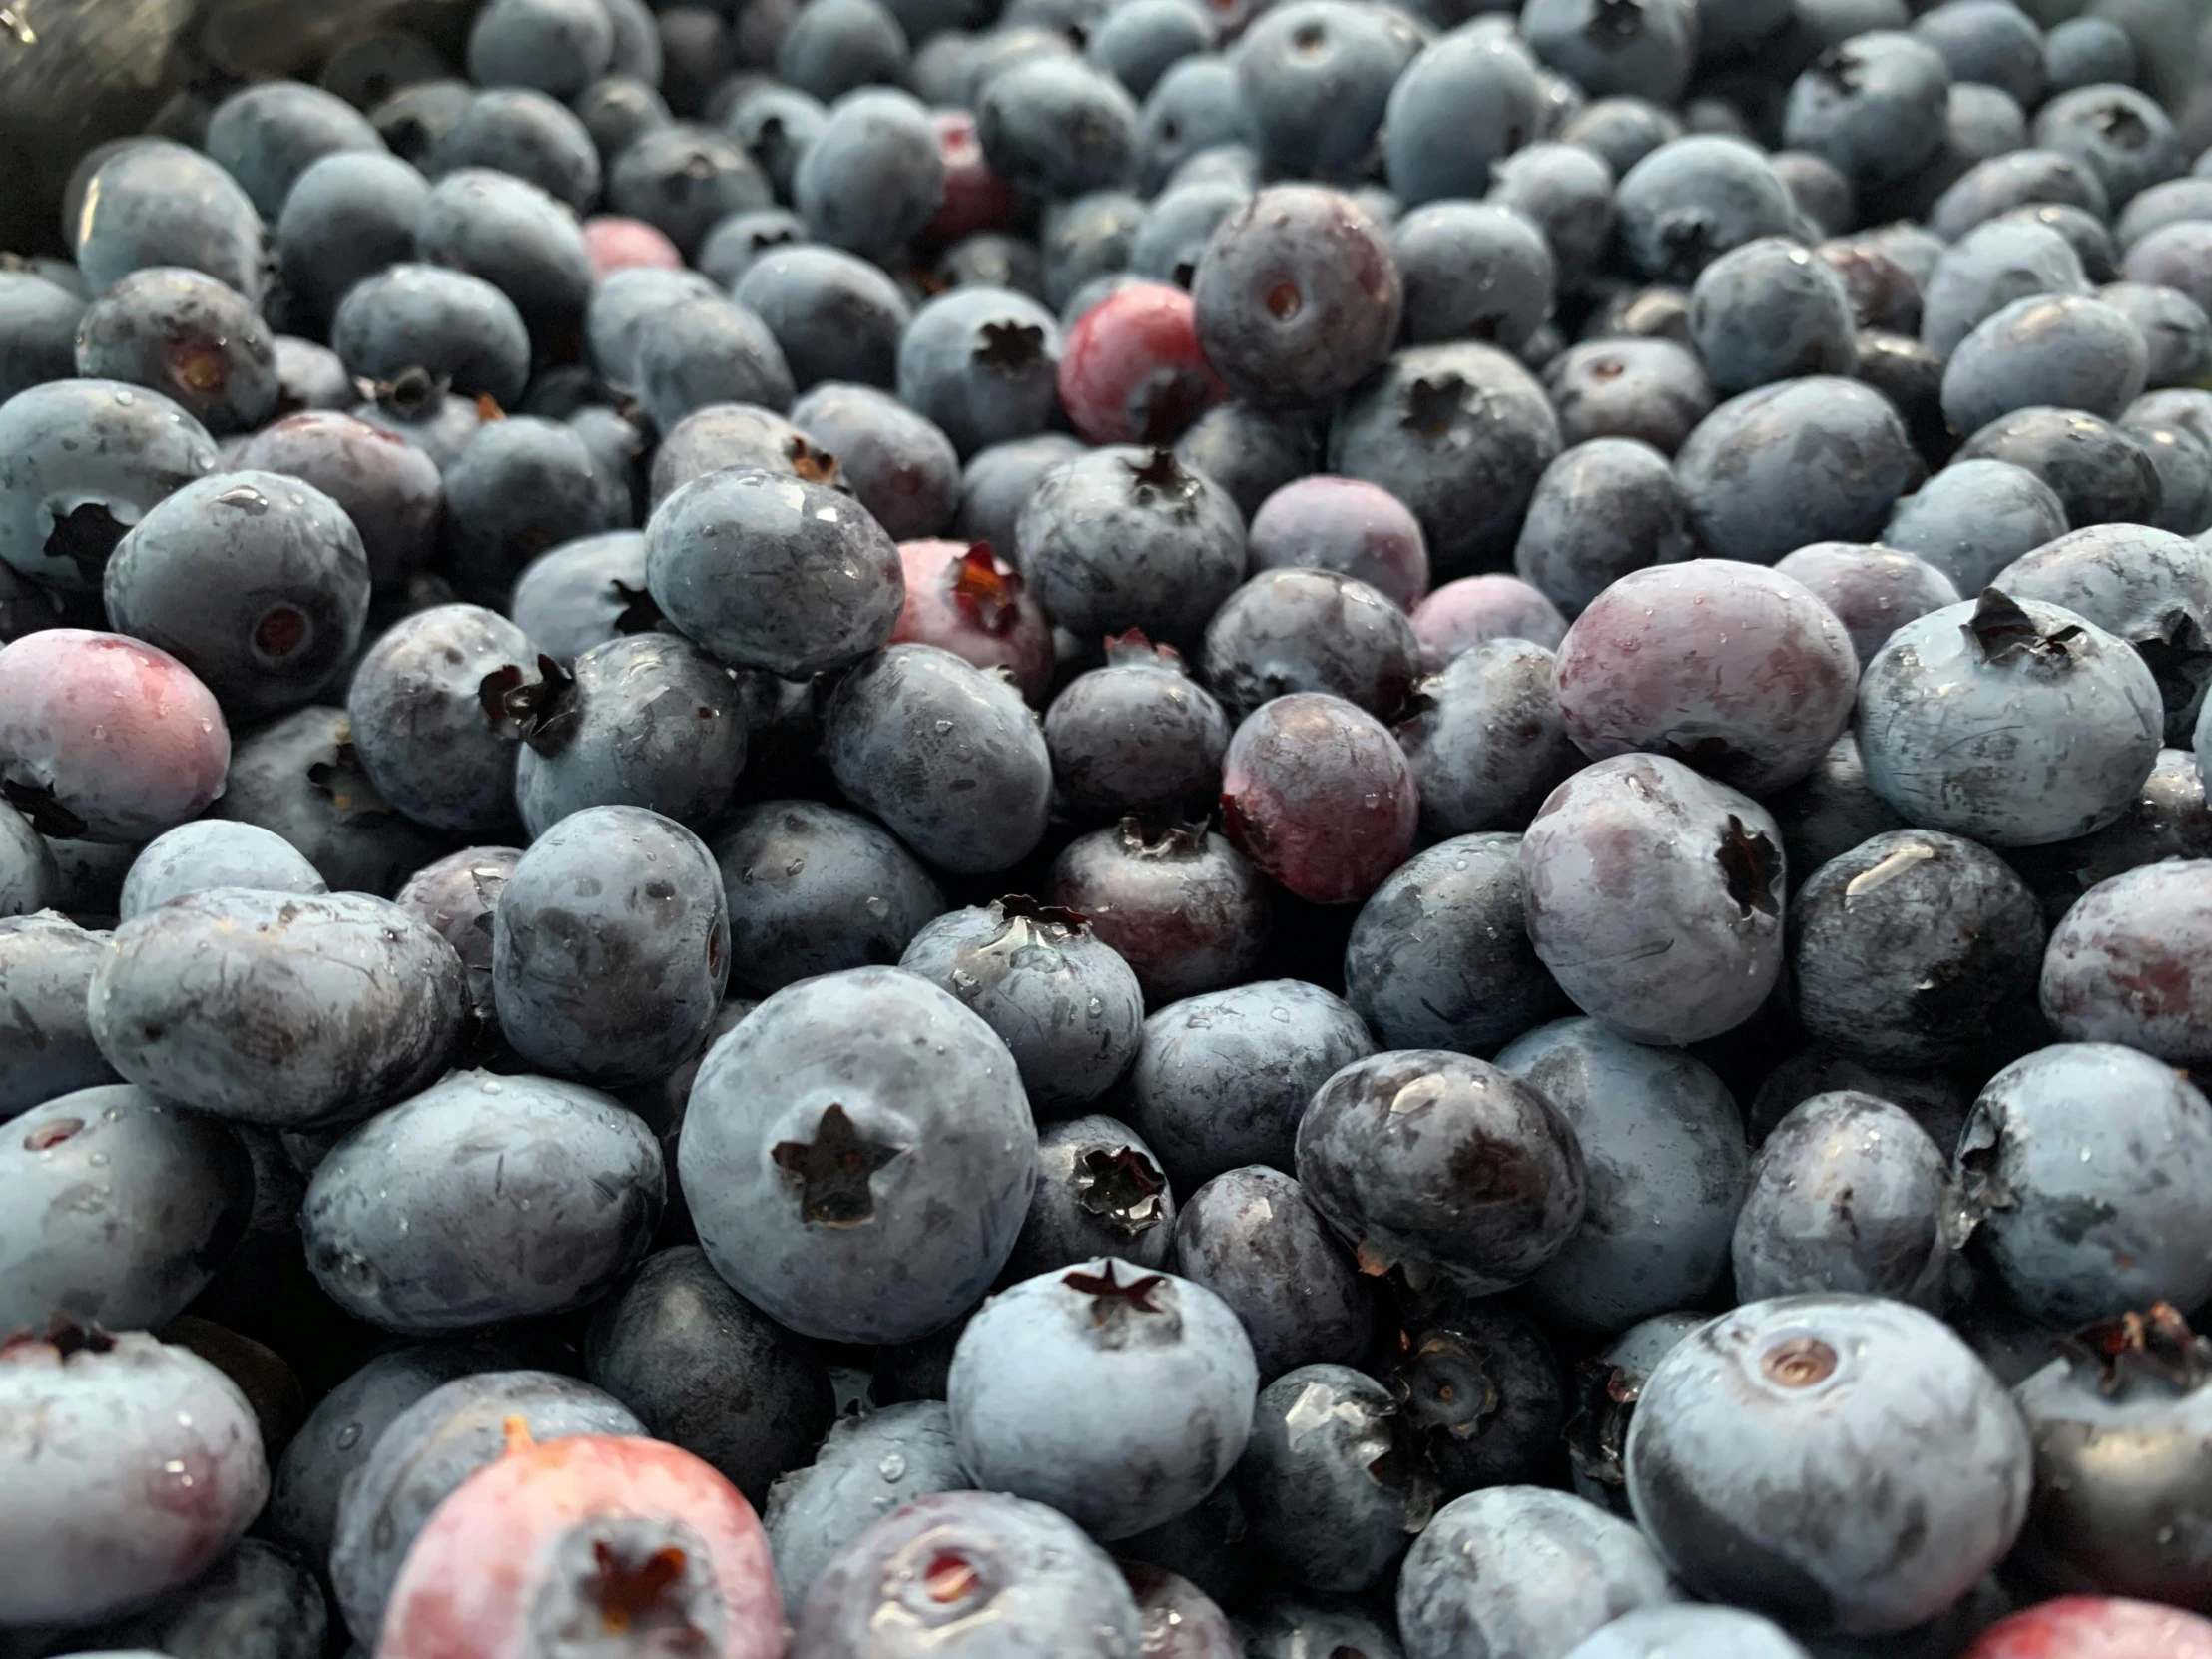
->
(1238, 1363), (1421, 1593)
(1172, 398), (1320, 523)
(646, 400), (837, 507)
(898, 284), (1065, 458)
(327, 1368), (643, 1645)
(633, 293), (796, 433)
(350, 372), (489, 474)
(1559, 97), (1684, 179)
(796, 89), (947, 261)
(575, 73), (673, 164)
(1409, 577), (1570, 671)
(1924, 217), (2092, 362)
(1686, 238), (1857, 396)
(1524, 0), (1697, 104)
(1399, 1486), (1679, 1659)
(726, 87), (827, 206)
(1614, 136), (1798, 285)
(1384, 31), (1544, 207)
(413, 168), (593, 350)
(0, 269), (88, 403)
(2040, 860), (2212, 1060)
(1398, 642), (1582, 838)
(0, 1327), (268, 1628)
(1543, 338), (1714, 457)
(330, 263), (532, 407)
(1088, 0), (1212, 100)
(72, 142), (266, 303)
(370, 78), (477, 170)
(1772, 149), (1857, 238)
(1247, 475), (1428, 614)
(120, 821), (325, 922)
(1039, 631), (1223, 823)
(1236, 1), (1409, 180)
(494, 806), (729, 1086)
(61, 1537), (327, 1658)
(2045, 15), (2136, 95)
(1881, 458), (2071, 594)
(389, 844), (517, 1025)
(892, 537), (1056, 701)
(949, 1258), (1257, 1539)
(1049, 818), (1271, 1004)
(1772, 543), (1961, 665)
(1564, 1309), (1705, 1516)
(432, 88), (603, 212)
(68, 268), (275, 440)
(2101, 280), (2212, 391)
(1170, 1163), (1371, 1384)
(790, 381), (960, 540)
(1521, 754), (1785, 1045)
(776, 0), (910, 102)
(1220, 691), (1419, 905)
(1626, 1294), (2030, 1635)
(1488, 140), (1619, 279)
(1583, 280), (1696, 345)
(1120, 1563), (1241, 1659)
(2035, 84), (2185, 212)
(680, 966), (1035, 1342)
(467, 0), (616, 98)
(1931, 149), (2110, 247)
(1137, 61), (1251, 196)
(763, 1402), (972, 1616)
(1203, 569), (1418, 726)
(735, 247), (912, 395)
(1237, 1597), (1407, 1659)
(900, 897), (1145, 1112)
(1565, 1605), (1815, 1659)
(1127, 180), (1245, 292)
(1001, 1112), (1176, 1282)
(1496, 1016), (1748, 1332)
(0, 911), (116, 1115)
(1857, 590), (2163, 847)
(1784, 32), (1953, 193)
(791, 1488), (1144, 1655)
(271, 152), (428, 330)
(977, 56), (1141, 201)
(1390, 202), (1556, 354)
(2011, 744), (2212, 925)
(228, 412), (441, 595)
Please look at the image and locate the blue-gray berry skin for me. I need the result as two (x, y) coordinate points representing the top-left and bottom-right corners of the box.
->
(2040, 860), (2212, 1060)
(492, 806), (729, 1087)
(0, 1085), (252, 1335)
(584, 267), (722, 393)
(790, 380), (959, 541)
(822, 644), (1053, 875)
(1238, 1597), (1405, 1659)
(1957, 1042), (2212, 1326)
(267, 1339), (522, 1565)
(1994, 522), (2212, 745)
(648, 403), (838, 510)
(0, 802), (58, 918)
(1922, 218), (2090, 360)
(898, 284), (1063, 458)
(0, 1329), (268, 1629)
(1931, 149), (2110, 246)
(2035, 83), (2185, 211)
(327, 1369), (643, 1646)
(635, 293), (796, 432)
(2101, 279), (2212, 390)
(765, 1402), (974, 1619)
(1239, 1363), (1418, 1593)
(1203, 568), (1419, 725)
(1399, 641), (1583, 838)
(1940, 294), (2149, 439)
(507, 531), (648, 663)
(1344, 832), (1564, 1054)
(1520, 755), (1786, 1047)
(1566, 1310), (1709, 1516)
(1130, 979), (1377, 1188)
(958, 432), (1085, 558)
(105, 471), (371, 718)
(0, 911), (118, 1116)
(73, 141), (267, 302)
(1733, 1092), (1959, 1309)
(1514, 437), (1695, 617)
(0, 270), (85, 403)
(1788, 828), (2046, 1067)
(795, 90), (947, 264)
(302, 1068), (663, 1333)
(205, 79), (385, 219)
(275, 151), (431, 328)
(73, 267), (279, 437)
(949, 1257), (1258, 1540)
(207, 706), (446, 898)
(513, 632), (748, 837)
(329, 264), (533, 407)
(1673, 377), (1915, 565)
(899, 898), (1143, 1113)
(1625, 1294), (2030, 1636)
(1384, 32), (1543, 208)
(645, 466), (904, 679)
(1955, 407), (2164, 531)
(585, 1244), (835, 1505)
(1496, 1017), (1747, 1334)
(0, 378), (218, 594)
(1689, 237), (1859, 396)
(345, 603), (538, 836)
(791, 1487), (1144, 1658)
(1765, 735), (1913, 892)
(1003, 1114), (1175, 1284)
(1398, 1485), (1680, 1659)
(1856, 592), (2163, 848)
(2012, 746), (2212, 928)
(1298, 1048), (1585, 1293)
(1883, 459), (2072, 595)
(120, 823), (325, 923)
(1174, 399), (1319, 523)
(1327, 341), (1562, 582)
(1612, 136), (1797, 286)
(1784, 31), (1953, 192)
(1564, 1605), (1813, 1659)
(88, 887), (465, 1128)
(1016, 445), (1246, 652)
(680, 966), (1036, 1344)
(1170, 1165), (1371, 1384)
(718, 799), (944, 998)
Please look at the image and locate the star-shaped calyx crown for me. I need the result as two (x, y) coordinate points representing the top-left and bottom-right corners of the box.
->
(771, 1104), (904, 1227)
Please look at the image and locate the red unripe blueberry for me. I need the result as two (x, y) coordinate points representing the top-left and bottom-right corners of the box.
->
(1409, 573), (1566, 670)
(375, 1423), (782, 1659)
(1221, 691), (1417, 905)
(1964, 1596), (2212, 1659)
(583, 216), (686, 276)
(1058, 281), (1229, 446)
(922, 111), (1023, 247)
(892, 539), (1056, 704)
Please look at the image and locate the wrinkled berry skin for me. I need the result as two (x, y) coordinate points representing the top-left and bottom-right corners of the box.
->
(646, 466), (905, 679)
(1298, 1048), (1586, 1293)
(376, 1430), (783, 1659)
(680, 967), (1036, 1344)
(1002, 1114), (1176, 1282)
(1520, 755), (1787, 1046)
(304, 1069), (663, 1334)
(1398, 1486), (1680, 1659)
(892, 538), (1055, 704)
(1965, 1597), (2212, 1659)
(949, 1259), (1259, 1540)
(586, 1245), (835, 1508)
(503, 815), (724, 1080)
(1554, 560), (1861, 798)
(1789, 828), (2047, 1067)
(1204, 569), (1419, 725)
(89, 887), (466, 1129)
(0, 378), (219, 594)
(0, 911), (118, 1115)
(330, 1369), (646, 1646)
(1045, 633), (1230, 824)
(1857, 594), (2164, 848)
(1343, 831), (1564, 1053)
(1496, 1017), (1748, 1333)
(1957, 1044), (2212, 1327)
(900, 899), (1144, 1114)
(791, 1488), (1144, 1658)
(0, 629), (229, 842)
(0, 1329), (268, 1628)
(1172, 1165), (1371, 1384)
(1400, 639), (1584, 838)
(1221, 692), (1418, 905)
(1131, 978), (1376, 1187)
(1626, 1295), (2030, 1636)
(1241, 1364), (1418, 1593)
(823, 644), (1053, 875)
(1050, 821), (1270, 1005)
(1732, 1092), (1957, 1310)
(2041, 861), (2212, 1061)
(764, 1402), (973, 1619)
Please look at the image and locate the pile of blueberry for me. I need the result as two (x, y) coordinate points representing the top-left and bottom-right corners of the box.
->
(7, 0), (2212, 1653)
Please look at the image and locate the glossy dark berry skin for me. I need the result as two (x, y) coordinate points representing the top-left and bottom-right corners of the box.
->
(330, 264), (534, 408)
(1171, 1164), (1370, 1384)
(74, 267), (278, 437)
(1001, 1113), (1177, 1283)
(1204, 568), (1420, 724)
(1044, 632), (1231, 823)
(232, 411), (443, 593)
(1248, 475), (1428, 613)
(1239, 1363), (1420, 1593)
(1221, 692), (1418, 906)
(1400, 640), (1584, 839)
(1049, 819), (1272, 1005)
